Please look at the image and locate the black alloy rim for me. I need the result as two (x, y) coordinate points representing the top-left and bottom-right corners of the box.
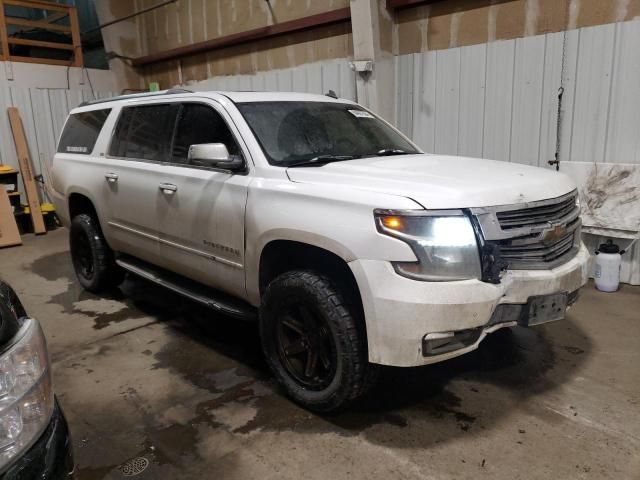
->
(275, 301), (338, 390)
(71, 230), (94, 280)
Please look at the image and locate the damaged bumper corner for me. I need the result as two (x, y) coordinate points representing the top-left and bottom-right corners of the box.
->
(349, 243), (590, 367)
(421, 289), (580, 357)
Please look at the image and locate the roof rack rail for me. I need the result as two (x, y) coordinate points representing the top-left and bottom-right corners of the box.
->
(166, 88), (194, 94)
(78, 88), (195, 108)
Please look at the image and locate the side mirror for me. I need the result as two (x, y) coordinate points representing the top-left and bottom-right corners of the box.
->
(187, 143), (244, 171)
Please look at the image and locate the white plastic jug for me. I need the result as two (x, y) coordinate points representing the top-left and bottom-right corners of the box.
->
(594, 240), (621, 292)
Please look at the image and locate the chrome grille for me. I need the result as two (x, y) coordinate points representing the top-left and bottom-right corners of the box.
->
(471, 191), (581, 270)
(494, 218), (579, 269)
(496, 194), (577, 230)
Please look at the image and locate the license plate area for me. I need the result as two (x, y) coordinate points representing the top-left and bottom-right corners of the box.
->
(526, 292), (568, 326)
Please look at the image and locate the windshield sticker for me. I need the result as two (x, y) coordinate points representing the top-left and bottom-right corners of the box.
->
(349, 109), (374, 119)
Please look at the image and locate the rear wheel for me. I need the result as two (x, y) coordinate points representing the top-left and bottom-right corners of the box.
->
(260, 270), (375, 412)
(70, 214), (124, 293)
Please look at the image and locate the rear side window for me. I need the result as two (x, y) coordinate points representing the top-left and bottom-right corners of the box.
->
(109, 104), (179, 161)
(57, 109), (111, 154)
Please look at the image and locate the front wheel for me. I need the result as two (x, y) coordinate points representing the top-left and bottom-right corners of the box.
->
(260, 270), (375, 412)
(70, 214), (124, 293)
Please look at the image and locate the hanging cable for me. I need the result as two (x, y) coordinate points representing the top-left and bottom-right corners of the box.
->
(548, 0), (571, 171)
(83, 67), (96, 100)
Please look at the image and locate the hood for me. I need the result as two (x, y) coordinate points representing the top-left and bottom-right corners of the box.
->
(286, 154), (576, 209)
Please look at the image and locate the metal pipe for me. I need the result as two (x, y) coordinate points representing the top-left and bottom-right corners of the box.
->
(82, 0), (178, 35)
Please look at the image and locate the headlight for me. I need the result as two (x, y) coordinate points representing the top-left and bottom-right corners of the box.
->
(375, 209), (481, 281)
(0, 319), (53, 472)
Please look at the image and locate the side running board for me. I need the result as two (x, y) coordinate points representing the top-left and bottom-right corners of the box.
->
(115, 256), (256, 320)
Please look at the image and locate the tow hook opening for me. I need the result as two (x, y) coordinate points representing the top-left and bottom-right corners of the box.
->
(422, 329), (482, 357)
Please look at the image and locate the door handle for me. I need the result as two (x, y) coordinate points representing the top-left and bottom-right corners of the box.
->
(159, 183), (178, 195)
(105, 173), (118, 183)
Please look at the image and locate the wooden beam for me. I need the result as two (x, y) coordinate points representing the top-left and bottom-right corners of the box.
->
(6, 18), (71, 33)
(8, 37), (74, 50)
(0, 2), (10, 60)
(132, 7), (352, 66)
(7, 107), (46, 235)
(0, 187), (21, 248)
(68, 5), (82, 67)
(44, 11), (69, 23)
(3, 0), (68, 13)
(387, 0), (444, 8)
(8, 55), (73, 66)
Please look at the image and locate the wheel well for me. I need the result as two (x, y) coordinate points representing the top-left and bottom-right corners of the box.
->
(259, 240), (365, 321)
(68, 193), (97, 220)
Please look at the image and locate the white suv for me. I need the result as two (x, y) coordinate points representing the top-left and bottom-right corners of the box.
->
(50, 89), (589, 411)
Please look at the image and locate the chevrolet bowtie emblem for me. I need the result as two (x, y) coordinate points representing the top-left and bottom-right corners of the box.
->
(542, 224), (568, 244)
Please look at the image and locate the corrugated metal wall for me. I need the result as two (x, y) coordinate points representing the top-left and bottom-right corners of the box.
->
(189, 59), (357, 101)
(0, 87), (116, 196)
(393, 19), (640, 284)
(393, 20), (640, 167)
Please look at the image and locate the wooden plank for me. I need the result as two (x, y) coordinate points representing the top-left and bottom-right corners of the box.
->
(387, 0), (444, 8)
(7, 37), (74, 50)
(132, 7), (352, 66)
(44, 11), (69, 23)
(0, 1), (10, 60)
(7, 107), (45, 235)
(68, 6), (83, 67)
(3, 0), (68, 13)
(0, 187), (21, 247)
(8, 55), (72, 66)
(5, 18), (71, 33)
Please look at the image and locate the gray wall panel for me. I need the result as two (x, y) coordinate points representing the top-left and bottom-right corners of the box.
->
(394, 20), (640, 284)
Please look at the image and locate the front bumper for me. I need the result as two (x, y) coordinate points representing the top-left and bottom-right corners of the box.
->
(350, 243), (590, 367)
(1, 400), (74, 480)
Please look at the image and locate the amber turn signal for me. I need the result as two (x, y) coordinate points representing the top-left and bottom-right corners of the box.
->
(381, 216), (402, 230)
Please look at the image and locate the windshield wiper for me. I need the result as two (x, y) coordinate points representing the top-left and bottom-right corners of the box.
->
(286, 155), (358, 168)
(375, 149), (411, 156)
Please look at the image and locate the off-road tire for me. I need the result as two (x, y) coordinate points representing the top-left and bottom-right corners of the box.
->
(69, 214), (124, 293)
(260, 270), (376, 412)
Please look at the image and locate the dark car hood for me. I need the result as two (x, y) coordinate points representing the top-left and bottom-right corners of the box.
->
(0, 281), (25, 347)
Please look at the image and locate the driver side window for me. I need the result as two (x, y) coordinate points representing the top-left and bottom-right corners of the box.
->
(171, 103), (240, 165)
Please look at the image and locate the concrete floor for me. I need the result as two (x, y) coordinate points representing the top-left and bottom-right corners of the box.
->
(1, 229), (639, 479)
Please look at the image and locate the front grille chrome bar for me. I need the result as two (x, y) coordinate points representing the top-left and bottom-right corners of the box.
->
(470, 190), (581, 270)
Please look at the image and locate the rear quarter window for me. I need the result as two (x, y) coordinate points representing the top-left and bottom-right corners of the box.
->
(57, 109), (111, 155)
(108, 104), (179, 162)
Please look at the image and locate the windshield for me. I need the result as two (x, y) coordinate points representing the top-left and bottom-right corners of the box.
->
(237, 101), (419, 166)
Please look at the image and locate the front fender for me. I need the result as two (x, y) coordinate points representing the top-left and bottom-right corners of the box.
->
(244, 178), (421, 306)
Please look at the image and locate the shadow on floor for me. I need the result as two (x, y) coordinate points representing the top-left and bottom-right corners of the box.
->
(34, 251), (594, 454)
